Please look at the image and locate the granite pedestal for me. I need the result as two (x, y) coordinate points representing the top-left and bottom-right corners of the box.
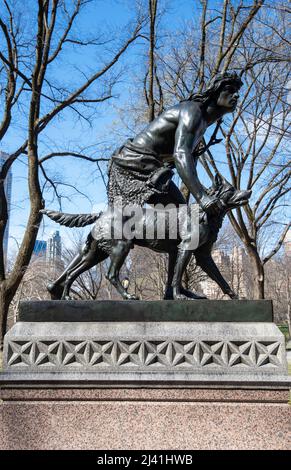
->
(0, 300), (290, 450)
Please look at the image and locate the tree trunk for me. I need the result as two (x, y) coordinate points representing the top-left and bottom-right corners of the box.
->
(0, 283), (11, 351)
(148, 0), (157, 122)
(247, 246), (265, 299)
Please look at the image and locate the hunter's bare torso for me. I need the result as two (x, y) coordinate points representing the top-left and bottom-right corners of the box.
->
(132, 101), (207, 162)
(109, 78), (240, 209)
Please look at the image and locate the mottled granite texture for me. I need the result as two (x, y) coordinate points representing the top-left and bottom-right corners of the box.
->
(0, 387), (289, 403)
(0, 387), (290, 450)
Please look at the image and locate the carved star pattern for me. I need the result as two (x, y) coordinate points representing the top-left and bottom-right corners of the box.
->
(34, 341), (62, 366)
(88, 341), (115, 366)
(116, 341), (144, 366)
(6, 339), (282, 369)
(199, 341), (227, 366)
(227, 341), (253, 367)
(7, 341), (35, 366)
(61, 341), (88, 366)
(144, 341), (172, 366)
(254, 342), (281, 367)
(172, 341), (198, 366)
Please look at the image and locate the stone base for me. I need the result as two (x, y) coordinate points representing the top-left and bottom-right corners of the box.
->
(0, 386), (290, 450)
(4, 300), (285, 384)
(3, 321), (288, 382)
(1, 301), (290, 450)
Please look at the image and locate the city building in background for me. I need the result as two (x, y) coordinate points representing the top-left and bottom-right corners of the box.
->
(199, 249), (230, 298)
(230, 246), (250, 298)
(33, 240), (47, 258)
(0, 151), (13, 262)
(199, 246), (251, 299)
(32, 232), (63, 265)
(47, 230), (62, 265)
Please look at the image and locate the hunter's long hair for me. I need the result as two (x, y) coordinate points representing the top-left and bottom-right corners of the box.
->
(185, 71), (243, 105)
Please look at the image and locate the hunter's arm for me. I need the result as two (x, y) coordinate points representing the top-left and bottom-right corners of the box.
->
(173, 103), (210, 207)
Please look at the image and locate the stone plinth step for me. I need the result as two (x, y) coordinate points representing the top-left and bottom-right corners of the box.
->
(18, 299), (273, 323)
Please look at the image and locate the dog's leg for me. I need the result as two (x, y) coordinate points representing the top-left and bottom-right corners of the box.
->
(195, 250), (238, 299)
(164, 250), (178, 299)
(62, 259), (96, 300)
(60, 233), (107, 300)
(61, 250), (108, 300)
(47, 253), (83, 299)
(106, 240), (138, 300)
(47, 233), (96, 299)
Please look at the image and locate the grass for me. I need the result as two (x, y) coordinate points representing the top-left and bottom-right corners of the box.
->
(278, 324), (290, 341)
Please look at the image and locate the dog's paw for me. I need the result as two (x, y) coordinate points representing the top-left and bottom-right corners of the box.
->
(47, 282), (64, 300)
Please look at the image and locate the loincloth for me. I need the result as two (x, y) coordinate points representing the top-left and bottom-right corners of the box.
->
(107, 140), (174, 206)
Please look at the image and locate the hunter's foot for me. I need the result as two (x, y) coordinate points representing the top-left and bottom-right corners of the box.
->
(47, 282), (64, 300)
(181, 288), (207, 299)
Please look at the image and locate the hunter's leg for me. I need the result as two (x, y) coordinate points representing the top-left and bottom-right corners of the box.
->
(171, 246), (207, 300)
(164, 250), (178, 299)
(172, 248), (192, 300)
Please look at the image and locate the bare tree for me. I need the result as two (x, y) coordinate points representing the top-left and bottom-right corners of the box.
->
(265, 253), (291, 323)
(8, 253), (64, 327)
(0, 0), (145, 347)
(217, 59), (290, 298)
(126, 246), (167, 300)
(156, 1), (290, 298)
(147, 0), (158, 122)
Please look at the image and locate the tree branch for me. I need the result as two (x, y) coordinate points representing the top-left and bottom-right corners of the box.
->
(263, 222), (291, 264)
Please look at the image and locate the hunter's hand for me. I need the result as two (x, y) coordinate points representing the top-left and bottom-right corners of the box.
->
(201, 196), (224, 216)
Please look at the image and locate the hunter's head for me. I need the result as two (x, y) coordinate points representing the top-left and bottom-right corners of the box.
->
(208, 72), (242, 111)
(190, 71), (243, 112)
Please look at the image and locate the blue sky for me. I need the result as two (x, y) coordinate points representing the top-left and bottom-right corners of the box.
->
(2, 0), (288, 257)
(3, 0), (214, 255)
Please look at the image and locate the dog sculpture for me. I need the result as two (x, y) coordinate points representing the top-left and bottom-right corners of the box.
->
(41, 174), (251, 301)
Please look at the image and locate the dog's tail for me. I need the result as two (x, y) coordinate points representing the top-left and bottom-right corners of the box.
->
(41, 209), (102, 228)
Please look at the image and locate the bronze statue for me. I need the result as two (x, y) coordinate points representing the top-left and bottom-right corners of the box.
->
(41, 71), (248, 301)
(42, 174), (251, 300)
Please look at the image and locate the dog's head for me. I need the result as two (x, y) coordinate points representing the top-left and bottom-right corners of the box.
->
(208, 174), (252, 213)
